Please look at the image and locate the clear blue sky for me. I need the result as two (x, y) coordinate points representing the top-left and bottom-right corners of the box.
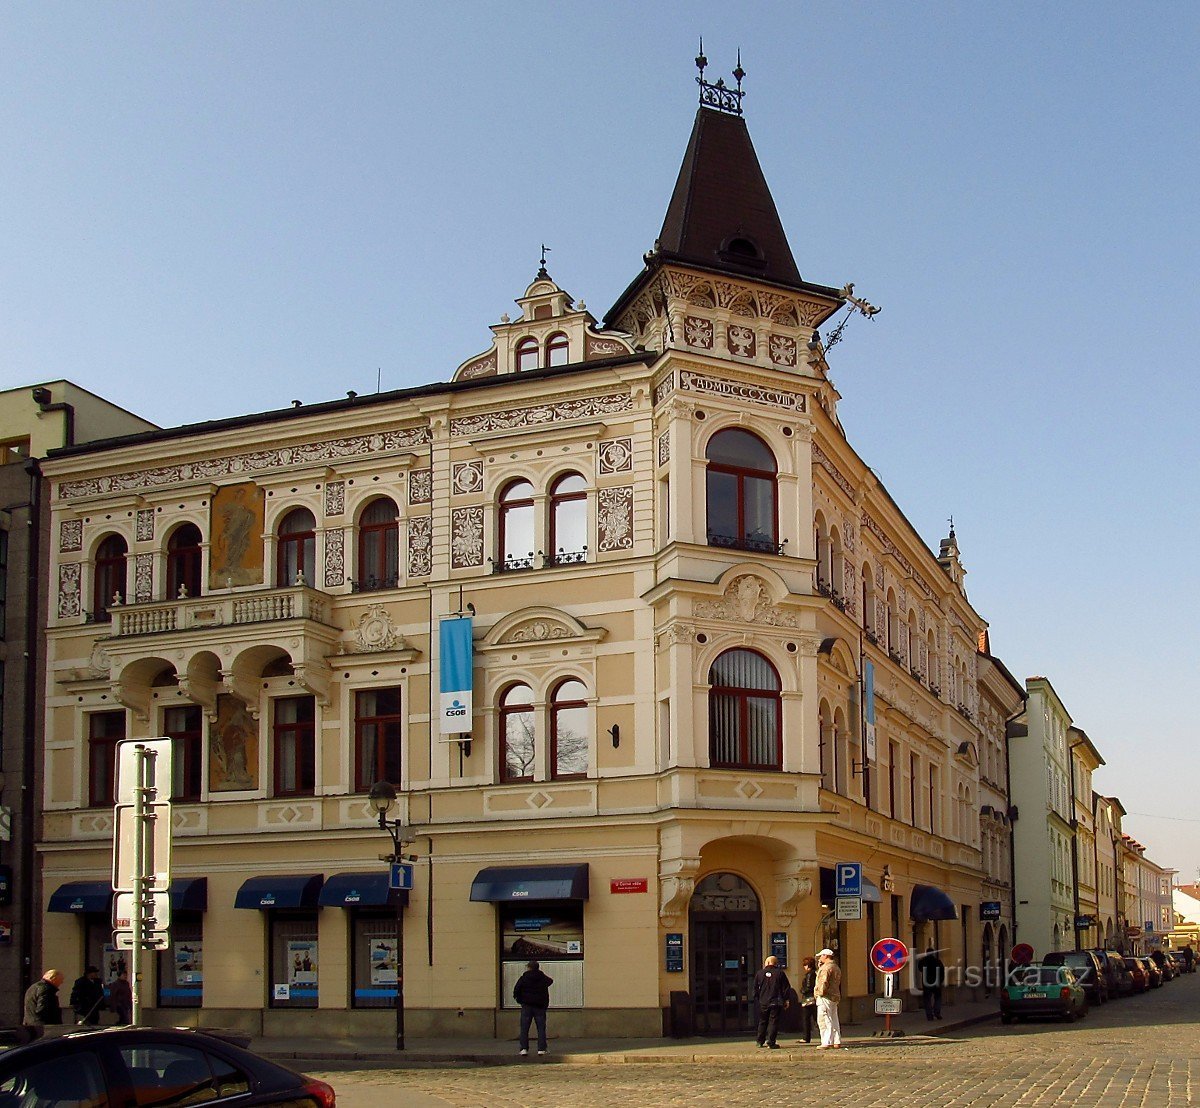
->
(5, 3), (1198, 879)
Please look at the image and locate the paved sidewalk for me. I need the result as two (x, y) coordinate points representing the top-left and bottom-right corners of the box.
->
(253, 996), (998, 1066)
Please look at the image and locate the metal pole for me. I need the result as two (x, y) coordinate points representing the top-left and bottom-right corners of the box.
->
(395, 885), (405, 1050)
(130, 745), (146, 1026)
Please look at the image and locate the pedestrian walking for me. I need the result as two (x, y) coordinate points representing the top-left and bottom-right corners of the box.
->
(69, 965), (106, 1026)
(512, 959), (554, 1056)
(814, 948), (843, 1049)
(22, 969), (65, 1036)
(107, 969), (133, 1025)
(752, 955), (791, 1049)
(917, 946), (945, 1020)
(797, 956), (818, 1043)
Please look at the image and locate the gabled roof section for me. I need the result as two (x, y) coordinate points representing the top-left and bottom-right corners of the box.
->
(657, 106), (803, 287)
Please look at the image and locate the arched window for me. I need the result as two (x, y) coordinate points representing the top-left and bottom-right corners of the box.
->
(166, 523), (203, 600)
(551, 678), (589, 778)
(548, 473), (587, 565)
(357, 497), (399, 590)
(515, 337), (539, 372)
(885, 590), (899, 656)
(927, 630), (938, 691)
(499, 683), (535, 782)
(276, 508), (316, 586)
(705, 429), (778, 554)
(814, 514), (830, 593)
(829, 524), (844, 598)
(907, 611), (918, 672)
(498, 479), (535, 570)
(818, 701), (835, 791)
(92, 534), (127, 621)
(862, 564), (876, 639)
(833, 707), (849, 794)
(545, 332), (570, 367)
(708, 648), (781, 770)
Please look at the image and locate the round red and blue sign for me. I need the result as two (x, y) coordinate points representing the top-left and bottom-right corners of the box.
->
(870, 937), (909, 973)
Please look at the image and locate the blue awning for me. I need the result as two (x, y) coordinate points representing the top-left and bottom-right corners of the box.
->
(170, 878), (208, 912)
(318, 871), (407, 909)
(48, 881), (113, 913)
(911, 884), (958, 922)
(234, 874), (323, 910)
(470, 864), (589, 902)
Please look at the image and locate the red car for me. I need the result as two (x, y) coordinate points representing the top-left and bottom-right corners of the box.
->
(1122, 957), (1149, 992)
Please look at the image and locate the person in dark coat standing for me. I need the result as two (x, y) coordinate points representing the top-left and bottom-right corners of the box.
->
(512, 959), (554, 1056)
(753, 955), (792, 1049)
(797, 956), (818, 1044)
(917, 947), (945, 1020)
(107, 969), (133, 1025)
(70, 966), (106, 1026)
(23, 969), (64, 1034)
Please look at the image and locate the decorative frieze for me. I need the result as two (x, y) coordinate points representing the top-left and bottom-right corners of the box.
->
(679, 369), (805, 412)
(449, 391), (632, 438)
(133, 554), (153, 602)
(408, 515), (432, 577)
(459, 352), (498, 380)
(584, 335), (630, 359)
(324, 481), (345, 516)
(861, 512), (934, 600)
(409, 469), (433, 504)
(598, 438), (633, 475)
(58, 563), (81, 619)
(324, 528), (345, 587)
(59, 519), (83, 553)
(58, 426), (431, 500)
(653, 373), (676, 404)
(812, 443), (855, 499)
(452, 461), (484, 496)
(596, 486), (634, 552)
(135, 509), (155, 542)
(450, 507), (484, 568)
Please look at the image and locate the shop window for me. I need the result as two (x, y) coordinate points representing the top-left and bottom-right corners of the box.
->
(708, 648), (781, 770)
(164, 705), (203, 801)
(545, 332), (570, 367)
(354, 687), (402, 792)
(93, 533), (128, 621)
(273, 695), (315, 797)
(356, 497), (399, 591)
(498, 902), (583, 1009)
(499, 683), (535, 782)
(88, 710), (125, 806)
(276, 508), (316, 586)
(515, 337), (540, 372)
(704, 429), (778, 554)
(550, 678), (589, 779)
(352, 910), (398, 1009)
(269, 912), (318, 1008)
(157, 914), (203, 1008)
(497, 479), (536, 570)
(166, 522), (203, 599)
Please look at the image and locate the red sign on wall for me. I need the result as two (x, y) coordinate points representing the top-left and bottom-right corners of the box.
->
(610, 878), (649, 894)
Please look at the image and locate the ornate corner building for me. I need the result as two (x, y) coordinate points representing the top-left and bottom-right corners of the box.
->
(36, 77), (1023, 1038)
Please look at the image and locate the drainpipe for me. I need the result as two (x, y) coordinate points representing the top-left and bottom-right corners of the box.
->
(18, 457), (42, 996)
(1067, 739), (1084, 950)
(1003, 712), (1023, 948)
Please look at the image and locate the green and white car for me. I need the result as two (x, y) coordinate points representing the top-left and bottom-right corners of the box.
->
(1000, 963), (1088, 1024)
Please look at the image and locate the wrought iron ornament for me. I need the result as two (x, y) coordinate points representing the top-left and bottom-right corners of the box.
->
(696, 39), (745, 116)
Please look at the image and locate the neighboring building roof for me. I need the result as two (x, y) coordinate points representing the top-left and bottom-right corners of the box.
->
(1174, 888), (1200, 926)
(1067, 726), (1106, 768)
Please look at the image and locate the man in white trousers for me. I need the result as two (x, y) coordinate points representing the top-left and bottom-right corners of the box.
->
(814, 947), (843, 1048)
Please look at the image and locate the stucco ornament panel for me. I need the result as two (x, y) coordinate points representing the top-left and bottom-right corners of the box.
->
(58, 426), (431, 500)
(459, 352), (498, 380)
(657, 431), (670, 467)
(136, 509), (155, 542)
(813, 443), (855, 499)
(408, 469), (433, 504)
(653, 373), (676, 404)
(324, 481), (345, 516)
(774, 870), (816, 927)
(452, 461), (484, 496)
(684, 316), (713, 348)
(769, 335), (797, 367)
(585, 334), (630, 359)
(353, 603), (402, 652)
(133, 553), (153, 602)
(449, 391), (631, 437)
(504, 618), (574, 643)
(727, 324), (756, 358)
(596, 486), (634, 552)
(679, 369), (805, 412)
(408, 515), (432, 577)
(695, 574), (798, 628)
(450, 506), (484, 568)
(59, 519), (83, 553)
(58, 562), (81, 619)
(598, 437), (633, 475)
(324, 527), (345, 587)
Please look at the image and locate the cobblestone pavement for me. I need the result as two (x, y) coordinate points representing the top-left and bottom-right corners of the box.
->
(309, 975), (1199, 1107)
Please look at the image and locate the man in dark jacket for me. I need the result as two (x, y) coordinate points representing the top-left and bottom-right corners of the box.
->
(753, 955), (792, 1049)
(69, 965), (106, 1026)
(917, 947), (946, 1020)
(23, 968), (64, 1032)
(512, 959), (554, 1056)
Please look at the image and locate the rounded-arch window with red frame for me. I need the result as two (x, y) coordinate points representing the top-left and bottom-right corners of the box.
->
(498, 479), (535, 568)
(548, 472), (587, 564)
(545, 332), (570, 367)
(276, 507), (316, 586)
(708, 648), (782, 770)
(93, 534), (128, 622)
(500, 683), (535, 781)
(551, 678), (589, 779)
(357, 497), (399, 590)
(515, 338), (540, 372)
(166, 522), (203, 600)
(704, 428), (778, 553)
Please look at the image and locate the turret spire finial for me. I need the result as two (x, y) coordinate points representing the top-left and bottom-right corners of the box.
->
(537, 243), (551, 280)
(696, 45), (746, 116)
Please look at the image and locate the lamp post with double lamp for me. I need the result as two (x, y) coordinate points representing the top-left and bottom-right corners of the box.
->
(368, 780), (413, 1051)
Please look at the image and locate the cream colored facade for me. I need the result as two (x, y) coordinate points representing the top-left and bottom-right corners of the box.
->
(36, 98), (1010, 1038)
(1093, 794), (1124, 948)
(1068, 729), (1103, 949)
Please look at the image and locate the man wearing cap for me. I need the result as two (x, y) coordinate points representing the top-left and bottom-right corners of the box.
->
(512, 959), (554, 1056)
(69, 965), (106, 1026)
(814, 948), (843, 1049)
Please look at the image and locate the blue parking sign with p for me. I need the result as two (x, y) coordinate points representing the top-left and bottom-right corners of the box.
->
(835, 862), (861, 898)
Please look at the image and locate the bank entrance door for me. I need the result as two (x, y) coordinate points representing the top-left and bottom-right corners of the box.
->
(689, 873), (761, 1036)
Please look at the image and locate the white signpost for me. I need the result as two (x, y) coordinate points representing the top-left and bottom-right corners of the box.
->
(112, 739), (173, 1024)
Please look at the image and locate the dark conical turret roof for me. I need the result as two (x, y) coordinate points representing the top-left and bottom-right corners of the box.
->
(657, 106), (803, 286)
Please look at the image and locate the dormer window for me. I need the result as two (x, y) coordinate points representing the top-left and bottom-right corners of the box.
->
(515, 337), (539, 372)
(546, 332), (570, 367)
(727, 237), (758, 258)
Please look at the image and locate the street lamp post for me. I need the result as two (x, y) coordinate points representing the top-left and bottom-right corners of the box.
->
(368, 780), (410, 1051)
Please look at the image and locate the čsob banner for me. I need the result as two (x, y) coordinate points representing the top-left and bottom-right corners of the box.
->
(439, 616), (474, 735)
(863, 658), (876, 763)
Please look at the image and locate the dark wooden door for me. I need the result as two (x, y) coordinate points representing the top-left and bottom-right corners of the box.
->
(690, 919), (758, 1035)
